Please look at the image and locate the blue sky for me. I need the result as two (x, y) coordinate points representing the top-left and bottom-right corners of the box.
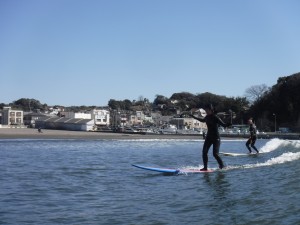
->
(1, 0), (299, 106)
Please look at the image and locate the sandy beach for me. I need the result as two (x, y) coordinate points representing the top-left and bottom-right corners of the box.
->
(0, 128), (202, 140)
(1, 128), (298, 140)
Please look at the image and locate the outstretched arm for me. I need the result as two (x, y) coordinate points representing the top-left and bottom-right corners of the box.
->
(216, 115), (231, 128)
(191, 114), (206, 122)
(181, 112), (205, 122)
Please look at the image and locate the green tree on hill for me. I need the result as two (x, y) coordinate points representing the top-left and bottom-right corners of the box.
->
(10, 98), (46, 112)
(248, 72), (300, 131)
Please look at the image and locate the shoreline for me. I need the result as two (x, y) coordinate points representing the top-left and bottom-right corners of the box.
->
(0, 128), (299, 140)
(0, 128), (206, 140)
(0, 128), (237, 140)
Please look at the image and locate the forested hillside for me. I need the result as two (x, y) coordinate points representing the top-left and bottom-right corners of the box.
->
(248, 72), (300, 131)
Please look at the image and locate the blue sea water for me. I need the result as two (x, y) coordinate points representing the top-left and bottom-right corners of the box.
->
(0, 138), (299, 225)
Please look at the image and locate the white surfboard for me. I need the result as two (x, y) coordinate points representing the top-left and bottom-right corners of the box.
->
(220, 152), (261, 156)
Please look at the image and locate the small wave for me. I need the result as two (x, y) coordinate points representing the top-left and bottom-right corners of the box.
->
(259, 138), (300, 153)
(209, 151), (300, 171)
(289, 140), (300, 148)
(246, 152), (300, 168)
(167, 151), (300, 173)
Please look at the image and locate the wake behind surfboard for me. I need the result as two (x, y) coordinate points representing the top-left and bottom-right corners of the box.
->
(220, 152), (263, 156)
(132, 164), (214, 175)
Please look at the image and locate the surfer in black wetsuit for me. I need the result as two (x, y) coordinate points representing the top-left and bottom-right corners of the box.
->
(246, 118), (259, 153)
(183, 104), (231, 171)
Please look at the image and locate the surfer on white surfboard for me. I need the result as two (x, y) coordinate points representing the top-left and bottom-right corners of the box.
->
(246, 118), (259, 154)
(182, 104), (231, 171)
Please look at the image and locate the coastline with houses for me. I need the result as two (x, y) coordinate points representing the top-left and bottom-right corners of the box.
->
(0, 105), (208, 134)
(2, 73), (300, 139)
(0, 106), (299, 140)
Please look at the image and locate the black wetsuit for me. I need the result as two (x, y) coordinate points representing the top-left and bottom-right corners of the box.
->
(246, 124), (259, 153)
(191, 114), (230, 170)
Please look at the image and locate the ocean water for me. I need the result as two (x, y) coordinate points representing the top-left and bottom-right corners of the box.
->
(0, 138), (299, 225)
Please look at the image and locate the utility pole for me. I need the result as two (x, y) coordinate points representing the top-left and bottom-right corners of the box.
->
(273, 113), (276, 133)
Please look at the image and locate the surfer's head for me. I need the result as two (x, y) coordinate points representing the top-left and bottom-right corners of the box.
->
(204, 103), (214, 114)
(248, 118), (253, 124)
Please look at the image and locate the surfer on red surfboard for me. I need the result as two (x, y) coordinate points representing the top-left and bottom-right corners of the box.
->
(182, 104), (231, 171)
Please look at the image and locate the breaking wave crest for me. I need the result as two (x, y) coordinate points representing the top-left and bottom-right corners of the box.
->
(243, 152), (300, 168)
(223, 152), (300, 171)
(259, 138), (300, 153)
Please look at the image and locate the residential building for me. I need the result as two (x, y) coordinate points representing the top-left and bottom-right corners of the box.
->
(89, 109), (110, 126)
(128, 111), (144, 126)
(169, 117), (207, 130)
(144, 114), (154, 124)
(151, 112), (163, 126)
(48, 106), (65, 115)
(1, 107), (23, 126)
(23, 109), (53, 127)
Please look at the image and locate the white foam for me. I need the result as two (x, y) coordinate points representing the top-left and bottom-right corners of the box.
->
(180, 152), (300, 172)
(259, 138), (295, 153)
(244, 152), (300, 169)
(181, 165), (202, 170)
(289, 140), (300, 148)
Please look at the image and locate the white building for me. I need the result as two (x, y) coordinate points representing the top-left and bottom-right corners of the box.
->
(169, 117), (207, 130)
(60, 111), (92, 119)
(35, 117), (95, 131)
(144, 115), (154, 124)
(1, 107), (23, 127)
(48, 106), (64, 115)
(60, 109), (110, 127)
(89, 109), (110, 126)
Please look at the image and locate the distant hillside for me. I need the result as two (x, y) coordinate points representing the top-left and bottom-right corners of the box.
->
(249, 72), (300, 131)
